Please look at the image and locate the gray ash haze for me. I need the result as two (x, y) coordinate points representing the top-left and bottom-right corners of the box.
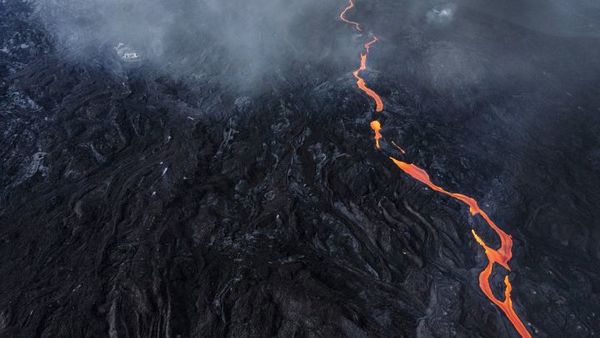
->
(31, 0), (357, 91)
(2, 0), (600, 337)
(29, 0), (600, 97)
(27, 0), (600, 108)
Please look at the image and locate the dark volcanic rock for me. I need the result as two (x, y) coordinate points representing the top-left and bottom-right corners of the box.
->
(1, 1), (600, 337)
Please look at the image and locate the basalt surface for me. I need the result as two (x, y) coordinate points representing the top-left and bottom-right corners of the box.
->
(1, 1), (600, 337)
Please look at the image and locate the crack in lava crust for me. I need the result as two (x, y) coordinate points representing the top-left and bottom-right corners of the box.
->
(339, 1), (532, 337)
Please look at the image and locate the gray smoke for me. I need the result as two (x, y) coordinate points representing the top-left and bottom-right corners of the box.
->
(30, 0), (600, 96)
(31, 0), (359, 92)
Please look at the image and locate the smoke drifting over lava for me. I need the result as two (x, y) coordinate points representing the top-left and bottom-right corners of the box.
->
(32, 0), (600, 99)
(2, 0), (600, 337)
(32, 0), (359, 91)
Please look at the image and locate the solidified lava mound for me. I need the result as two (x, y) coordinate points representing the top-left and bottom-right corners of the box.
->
(1, 1), (600, 337)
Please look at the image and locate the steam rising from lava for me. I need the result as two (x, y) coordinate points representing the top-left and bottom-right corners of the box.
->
(31, 0), (355, 91)
(32, 0), (600, 97)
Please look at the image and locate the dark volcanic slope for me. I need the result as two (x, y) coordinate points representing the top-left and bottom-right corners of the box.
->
(1, 1), (600, 337)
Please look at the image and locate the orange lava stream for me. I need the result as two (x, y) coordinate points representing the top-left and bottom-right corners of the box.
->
(389, 158), (531, 338)
(352, 36), (384, 113)
(340, 2), (531, 337)
(340, 0), (362, 32)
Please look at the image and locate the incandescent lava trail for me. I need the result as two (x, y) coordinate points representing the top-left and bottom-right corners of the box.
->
(339, 1), (532, 337)
(352, 36), (384, 114)
(389, 158), (531, 338)
(340, 0), (362, 32)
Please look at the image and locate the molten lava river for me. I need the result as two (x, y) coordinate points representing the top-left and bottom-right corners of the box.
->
(340, 1), (532, 337)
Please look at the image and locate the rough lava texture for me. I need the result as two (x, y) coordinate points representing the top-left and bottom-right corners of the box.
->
(1, 1), (600, 337)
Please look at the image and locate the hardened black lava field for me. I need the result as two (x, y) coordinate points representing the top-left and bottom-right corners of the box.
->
(1, 0), (600, 337)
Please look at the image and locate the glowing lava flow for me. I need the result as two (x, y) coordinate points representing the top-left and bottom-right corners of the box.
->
(352, 36), (384, 113)
(370, 120), (382, 149)
(389, 158), (531, 338)
(353, 35), (384, 148)
(340, 2), (531, 337)
(340, 0), (362, 32)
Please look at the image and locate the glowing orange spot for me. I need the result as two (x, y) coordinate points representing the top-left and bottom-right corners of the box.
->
(340, 0), (362, 32)
(370, 120), (382, 149)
